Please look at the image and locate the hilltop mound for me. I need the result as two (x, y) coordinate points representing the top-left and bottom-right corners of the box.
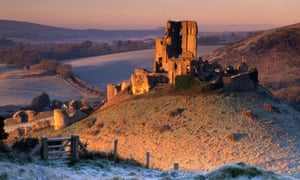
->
(22, 84), (300, 178)
(204, 23), (300, 111)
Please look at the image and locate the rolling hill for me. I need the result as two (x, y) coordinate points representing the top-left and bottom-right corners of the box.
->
(204, 23), (300, 111)
(0, 20), (163, 43)
(0, 20), (260, 44)
(17, 84), (300, 178)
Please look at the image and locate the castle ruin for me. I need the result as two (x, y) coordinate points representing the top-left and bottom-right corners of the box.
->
(107, 20), (258, 99)
(153, 21), (198, 85)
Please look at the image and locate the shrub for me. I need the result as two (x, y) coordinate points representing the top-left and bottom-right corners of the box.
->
(39, 59), (58, 73)
(175, 75), (200, 90)
(196, 81), (223, 92)
(30, 92), (50, 112)
(51, 99), (62, 109)
(207, 163), (263, 179)
(12, 138), (39, 153)
(248, 68), (259, 84)
(56, 64), (75, 79)
(0, 116), (8, 141)
(0, 172), (8, 180)
(208, 76), (224, 90)
(220, 164), (263, 178)
(168, 108), (184, 117)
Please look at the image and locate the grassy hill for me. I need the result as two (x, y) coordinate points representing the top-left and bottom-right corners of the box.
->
(18, 84), (300, 178)
(204, 23), (300, 111)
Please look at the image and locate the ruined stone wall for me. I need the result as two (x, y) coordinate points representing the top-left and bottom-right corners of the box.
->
(167, 58), (193, 85)
(153, 20), (198, 74)
(104, 20), (258, 97)
(166, 21), (182, 58)
(121, 81), (131, 91)
(25, 110), (35, 122)
(107, 84), (119, 101)
(154, 38), (167, 72)
(7, 110), (36, 125)
(181, 21), (198, 58)
(225, 72), (255, 92)
(106, 81), (131, 101)
(131, 69), (150, 95)
(147, 72), (169, 84)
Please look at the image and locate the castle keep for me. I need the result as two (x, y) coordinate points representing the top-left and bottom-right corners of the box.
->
(107, 20), (258, 100)
(107, 20), (201, 98)
(153, 21), (198, 84)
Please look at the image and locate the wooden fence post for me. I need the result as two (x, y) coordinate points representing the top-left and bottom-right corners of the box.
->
(146, 151), (150, 169)
(113, 139), (118, 162)
(174, 162), (179, 171)
(41, 136), (48, 160)
(71, 134), (79, 161)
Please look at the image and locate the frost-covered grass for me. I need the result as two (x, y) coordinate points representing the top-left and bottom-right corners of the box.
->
(0, 160), (294, 180)
(21, 85), (300, 178)
(0, 137), (295, 180)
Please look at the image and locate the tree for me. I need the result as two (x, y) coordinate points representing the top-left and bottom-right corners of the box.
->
(0, 116), (8, 141)
(39, 59), (58, 73)
(30, 92), (51, 112)
(56, 64), (75, 79)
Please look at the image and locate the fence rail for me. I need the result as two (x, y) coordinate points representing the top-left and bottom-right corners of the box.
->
(30, 136), (180, 171)
(111, 138), (180, 171)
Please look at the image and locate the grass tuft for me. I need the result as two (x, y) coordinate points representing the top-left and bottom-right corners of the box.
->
(207, 163), (264, 179)
(0, 172), (8, 180)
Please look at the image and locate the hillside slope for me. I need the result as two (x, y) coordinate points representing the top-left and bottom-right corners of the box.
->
(204, 23), (300, 111)
(23, 85), (300, 178)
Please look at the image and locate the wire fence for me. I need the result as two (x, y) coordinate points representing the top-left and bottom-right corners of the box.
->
(85, 138), (182, 171)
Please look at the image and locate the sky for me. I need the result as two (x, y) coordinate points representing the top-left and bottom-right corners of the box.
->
(0, 0), (299, 31)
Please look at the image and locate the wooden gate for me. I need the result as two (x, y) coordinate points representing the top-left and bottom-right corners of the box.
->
(30, 134), (88, 162)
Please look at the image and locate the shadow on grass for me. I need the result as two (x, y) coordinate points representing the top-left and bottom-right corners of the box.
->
(78, 150), (144, 167)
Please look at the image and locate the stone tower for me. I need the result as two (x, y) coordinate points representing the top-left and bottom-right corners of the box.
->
(153, 20), (198, 84)
(53, 109), (69, 130)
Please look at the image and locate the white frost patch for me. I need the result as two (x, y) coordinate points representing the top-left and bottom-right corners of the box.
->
(0, 161), (296, 180)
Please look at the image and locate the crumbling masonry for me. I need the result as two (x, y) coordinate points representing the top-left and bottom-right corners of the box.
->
(107, 20), (258, 99)
(153, 21), (198, 85)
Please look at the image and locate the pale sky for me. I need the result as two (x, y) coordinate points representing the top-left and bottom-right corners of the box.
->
(0, 0), (299, 30)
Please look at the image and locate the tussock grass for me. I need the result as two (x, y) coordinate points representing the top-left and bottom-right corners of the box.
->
(206, 163), (282, 180)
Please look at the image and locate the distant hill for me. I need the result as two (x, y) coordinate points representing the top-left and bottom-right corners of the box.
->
(0, 20), (260, 44)
(0, 20), (163, 43)
(204, 23), (300, 111)
(0, 38), (16, 47)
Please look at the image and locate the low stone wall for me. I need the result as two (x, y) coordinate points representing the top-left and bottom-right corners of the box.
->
(229, 72), (255, 91)
(131, 69), (150, 95)
(5, 118), (53, 143)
